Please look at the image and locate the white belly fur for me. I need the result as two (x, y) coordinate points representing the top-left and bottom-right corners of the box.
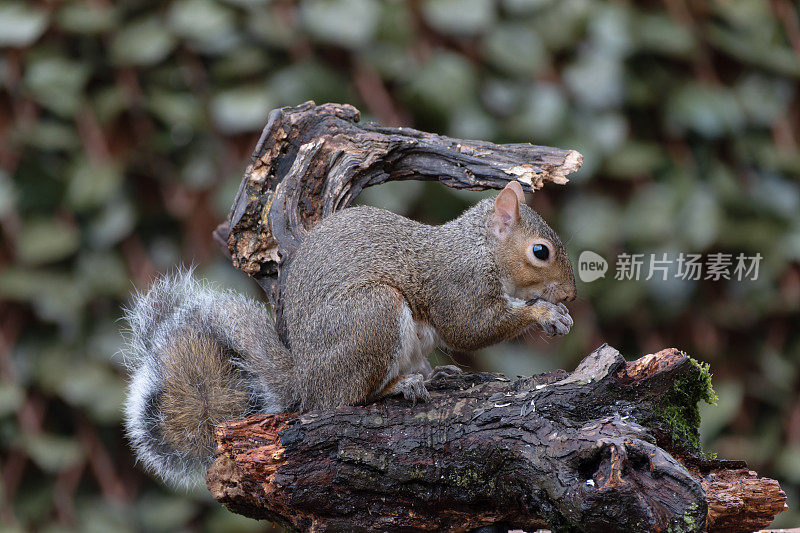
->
(378, 303), (440, 390)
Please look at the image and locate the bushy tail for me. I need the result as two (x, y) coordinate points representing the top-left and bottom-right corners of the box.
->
(121, 269), (295, 488)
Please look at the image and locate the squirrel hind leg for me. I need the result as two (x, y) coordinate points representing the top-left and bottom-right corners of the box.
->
(292, 285), (410, 410)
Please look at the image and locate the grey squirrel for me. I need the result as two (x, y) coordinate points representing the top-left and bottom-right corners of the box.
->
(122, 181), (576, 488)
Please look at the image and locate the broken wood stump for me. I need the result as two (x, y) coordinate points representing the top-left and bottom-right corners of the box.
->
(206, 345), (787, 532)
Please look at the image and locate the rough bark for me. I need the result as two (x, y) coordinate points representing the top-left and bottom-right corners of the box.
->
(215, 101), (581, 336)
(206, 346), (787, 532)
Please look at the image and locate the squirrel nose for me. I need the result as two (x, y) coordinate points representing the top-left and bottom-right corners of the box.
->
(550, 284), (576, 303)
(566, 291), (576, 302)
(555, 283), (576, 303)
(566, 285), (576, 302)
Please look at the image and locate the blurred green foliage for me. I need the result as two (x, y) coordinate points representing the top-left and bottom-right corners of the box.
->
(1, 0), (799, 530)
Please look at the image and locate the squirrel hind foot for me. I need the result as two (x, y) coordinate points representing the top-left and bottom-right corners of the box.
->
(378, 373), (431, 405)
(427, 365), (463, 382)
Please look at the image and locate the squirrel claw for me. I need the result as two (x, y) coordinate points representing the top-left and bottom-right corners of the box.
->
(427, 365), (462, 382)
(531, 300), (573, 336)
(394, 373), (430, 405)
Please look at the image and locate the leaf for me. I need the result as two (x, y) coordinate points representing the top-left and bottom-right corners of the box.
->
(210, 47), (271, 80)
(18, 433), (84, 473)
(87, 199), (135, 249)
(110, 17), (176, 66)
(563, 49), (625, 109)
(735, 74), (794, 127)
(699, 381), (744, 444)
(665, 83), (746, 138)
(23, 56), (90, 117)
(509, 83), (567, 138)
(245, 6), (297, 47)
(205, 506), (270, 533)
(604, 141), (664, 179)
(560, 195), (621, 251)
(168, 0), (237, 53)
(92, 86), (128, 124)
(0, 171), (15, 217)
(210, 86), (274, 134)
(77, 498), (136, 533)
(136, 493), (199, 532)
(301, 0), (380, 48)
(268, 62), (349, 107)
(76, 251), (130, 298)
(0, 268), (86, 329)
(56, 3), (116, 34)
(448, 105), (497, 140)
(483, 24), (546, 76)
(706, 23), (800, 78)
(353, 180), (423, 215)
(675, 185), (722, 250)
(67, 158), (123, 211)
(421, 0), (495, 36)
(622, 183), (678, 243)
(501, 0), (555, 15)
(38, 353), (125, 424)
(147, 91), (204, 129)
(403, 51), (477, 114)
(633, 12), (695, 57)
(775, 444), (800, 484)
(0, 2), (48, 47)
(20, 120), (81, 151)
(0, 383), (23, 417)
(16, 218), (80, 265)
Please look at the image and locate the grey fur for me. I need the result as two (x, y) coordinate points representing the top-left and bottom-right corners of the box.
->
(122, 196), (575, 488)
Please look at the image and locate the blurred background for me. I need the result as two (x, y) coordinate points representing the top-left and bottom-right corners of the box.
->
(1, 0), (799, 531)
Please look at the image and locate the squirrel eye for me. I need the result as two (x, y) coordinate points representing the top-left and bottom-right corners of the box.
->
(532, 243), (550, 261)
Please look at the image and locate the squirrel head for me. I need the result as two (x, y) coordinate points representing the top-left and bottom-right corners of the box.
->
(489, 181), (577, 304)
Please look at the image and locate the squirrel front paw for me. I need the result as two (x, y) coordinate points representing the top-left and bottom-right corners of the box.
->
(530, 300), (573, 336)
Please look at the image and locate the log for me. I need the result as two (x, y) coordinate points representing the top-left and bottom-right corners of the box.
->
(206, 346), (787, 532)
(214, 101), (582, 337)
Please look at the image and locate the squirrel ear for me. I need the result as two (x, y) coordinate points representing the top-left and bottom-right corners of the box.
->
(505, 180), (526, 204)
(491, 183), (521, 240)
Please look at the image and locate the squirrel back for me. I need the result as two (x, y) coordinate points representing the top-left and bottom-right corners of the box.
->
(122, 270), (294, 487)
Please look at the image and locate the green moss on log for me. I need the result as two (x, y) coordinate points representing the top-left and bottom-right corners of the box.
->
(652, 356), (718, 453)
